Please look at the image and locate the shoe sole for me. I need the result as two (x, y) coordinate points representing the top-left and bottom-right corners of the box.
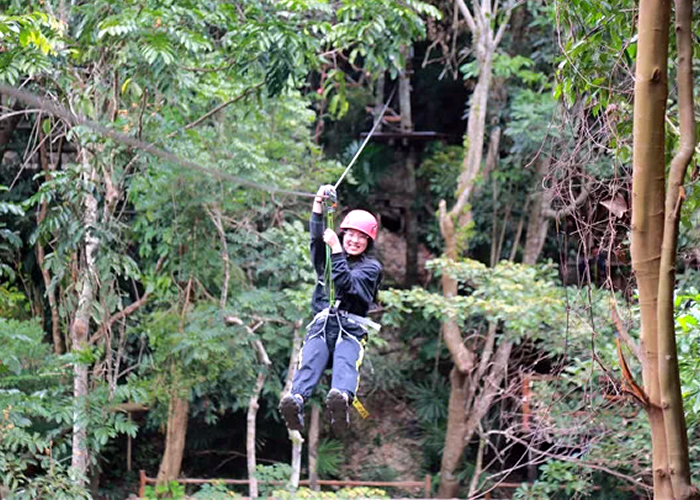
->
(326, 391), (349, 437)
(280, 397), (304, 432)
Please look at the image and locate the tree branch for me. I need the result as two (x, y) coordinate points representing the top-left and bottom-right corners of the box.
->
(224, 315), (271, 366)
(481, 433), (653, 494)
(493, 1), (522, 48)
(542, 179), (592, 220)
(167, 83), (264, 139)
(454, 0), (477, 33)
(90, 256), (165, 344)
(610, 300), (643, 362)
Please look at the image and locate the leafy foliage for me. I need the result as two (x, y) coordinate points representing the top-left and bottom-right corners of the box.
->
(191, 481), (241, 499)
(254, 462), (295, 498)
(406, 378), (450, 423)
(271, 486), (389, 498)
(513, 460), (592, 499)
(137, 305), (257, 414)
(143, 480), (186, 500)
(0, 317), (140, 497)
(316, 438), (345, 478)
(675, 290), (700, 425)
(0, 12), (63, 82)
(0, 187), (24, 280)
(383, 258), (565, 346)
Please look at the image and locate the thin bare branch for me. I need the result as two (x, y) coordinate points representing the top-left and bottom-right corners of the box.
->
(455, 0), (477, 33)
(610, 300), (643, 361)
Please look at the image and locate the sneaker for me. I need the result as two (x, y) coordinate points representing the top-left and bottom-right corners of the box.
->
(280, 393), (304, 431)
(326, 389), (349, 436)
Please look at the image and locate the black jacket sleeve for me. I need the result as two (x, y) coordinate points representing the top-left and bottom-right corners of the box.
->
(330, 253), (382, 314)
(309, 212), (326, 277)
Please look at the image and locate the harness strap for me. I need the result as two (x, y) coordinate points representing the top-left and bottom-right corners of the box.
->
(306, 307), (381, 333)
(305, 305), (376, 420)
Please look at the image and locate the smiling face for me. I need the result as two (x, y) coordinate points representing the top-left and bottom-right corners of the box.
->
(342, 228), (369, 256)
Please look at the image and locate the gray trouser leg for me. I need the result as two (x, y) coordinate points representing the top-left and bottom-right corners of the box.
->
(331, 335), (365, 399)
(291, 333), (329, 400)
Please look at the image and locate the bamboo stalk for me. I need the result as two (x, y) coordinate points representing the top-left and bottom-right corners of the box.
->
(631, 0), (673, 496)
(657, 0), (697, 496)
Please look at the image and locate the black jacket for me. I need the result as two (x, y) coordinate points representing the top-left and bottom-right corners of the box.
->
(309, 212), (382, 317)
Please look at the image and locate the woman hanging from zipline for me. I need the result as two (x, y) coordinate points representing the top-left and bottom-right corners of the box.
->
(280, 184), (382, 435)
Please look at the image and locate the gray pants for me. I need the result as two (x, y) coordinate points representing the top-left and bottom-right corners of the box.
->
(291, 315), (366, 401)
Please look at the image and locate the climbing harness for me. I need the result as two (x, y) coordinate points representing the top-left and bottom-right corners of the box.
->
(306, 307), (381, 334)
(305, 305), (377, 420)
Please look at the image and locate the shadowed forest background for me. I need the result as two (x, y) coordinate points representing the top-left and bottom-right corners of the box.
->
(1, 0), (700, 498)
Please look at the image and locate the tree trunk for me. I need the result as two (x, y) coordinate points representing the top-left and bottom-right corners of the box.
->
(70, 148), (99, 484)
(373, 73), (386, 132)
(156, 395), (190, 484)
(467, 428), (486, 499)
(436, 3), (517, 496)
(457, 49), (493, 228)
(247, 372), (266, 498)
(36, 242), (63, 353)
(0, 100), (21, 164)
(524, 157), (590, 266)
(435, 44), (495, 495)
(37, 133), (64, 354)
(246, 332), (271, 498)
(461, 340), (512, 447)
(523, 159), (552, 265)
(206, 205), (229, 309)
(438, 368), (469, 498)
(631, 0), (673, 497)
(404, 149), (419, 286)
(399, 51), (419, 286)
(289, 427), (303, 489)
(308, 406), (321, 491)
(225, 316), (272, 495)
(657, 0), (697, 497)
(438, 202), (476, 374)
(282, 320), (304, 395)
(280, 320), (304, 486)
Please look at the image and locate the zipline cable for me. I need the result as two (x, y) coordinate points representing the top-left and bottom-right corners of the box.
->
(1, 83), (397, 200)
(322, 85), (395, 304)
(333, 85), (396, 191)
(0, 83), (319, 199)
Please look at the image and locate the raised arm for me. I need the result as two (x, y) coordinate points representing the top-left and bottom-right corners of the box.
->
(310, 185), (335, 276)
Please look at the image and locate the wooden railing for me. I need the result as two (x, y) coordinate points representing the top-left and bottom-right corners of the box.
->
(138, 470), (432, 498)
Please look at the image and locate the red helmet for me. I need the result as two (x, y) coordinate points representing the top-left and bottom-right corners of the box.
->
(340, 210), (378, 240)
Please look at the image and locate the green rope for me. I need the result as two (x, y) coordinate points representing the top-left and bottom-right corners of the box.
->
(324, 193), (337, 305)
(320, 85), (395, 306)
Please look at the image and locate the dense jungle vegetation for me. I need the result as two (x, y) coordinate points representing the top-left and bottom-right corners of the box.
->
(1, 0), (699, 498)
